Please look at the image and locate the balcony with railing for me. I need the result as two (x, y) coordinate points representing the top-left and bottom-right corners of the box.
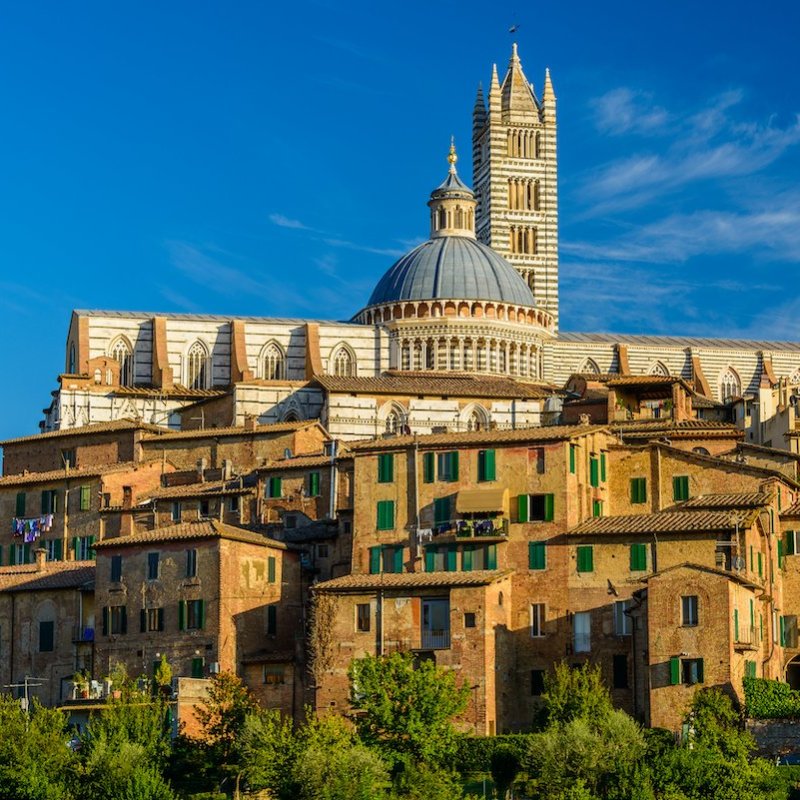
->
(72, 624), (95, 644)
(734, 626), (761, 651)
(420, 628), (451, 650)
(431, 517), (509, 541)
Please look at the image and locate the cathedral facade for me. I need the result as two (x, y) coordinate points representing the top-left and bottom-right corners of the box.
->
(41, 46), (800, 444)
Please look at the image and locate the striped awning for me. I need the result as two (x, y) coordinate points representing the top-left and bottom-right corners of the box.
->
(456, 487), (508, 514)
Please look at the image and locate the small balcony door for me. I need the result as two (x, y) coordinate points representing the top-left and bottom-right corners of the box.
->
(421, 599), (450, 649)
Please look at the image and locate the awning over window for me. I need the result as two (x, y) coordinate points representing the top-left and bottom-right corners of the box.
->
(456, 488), (508, 514)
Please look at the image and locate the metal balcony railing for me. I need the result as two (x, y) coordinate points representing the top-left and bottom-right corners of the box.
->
(734, 626), (760, 649)
(71, 625), (95, 643)
(421, 629), (451, 650)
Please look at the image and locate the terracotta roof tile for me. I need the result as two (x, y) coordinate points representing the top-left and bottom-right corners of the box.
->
(313, 569), (513, 591)
(612, 420), (741, 439)
(782, 501), (800, 518)
(606, 375), (690, 388)
(0, 562), (95, 592)
(93, 520), (287, 550)
(0, 420), (168, 447)
(114, 385), (227, 399)
(678, 492), (771, 509)
(142, 420), (323, 441)
(0, 461), (139, 487)
(139, 480), (256, 501)
(259, 453), (342, 471)
(346, 423), (609, 452)
(569, 510), (743, 536)
(641, 561), (763, 589)
(312, 373), (555, 400)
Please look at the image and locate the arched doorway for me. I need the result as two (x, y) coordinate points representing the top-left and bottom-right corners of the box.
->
(787, 655), (800, 690)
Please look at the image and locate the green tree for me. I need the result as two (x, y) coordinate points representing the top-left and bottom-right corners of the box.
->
(348, 652), (469, 767)
(193, 671), (257, 784)
(238, 707), (299, 798)
(0, 695), (76, 800)
(490, 745), (521, 800)
(540, 662), (614, 727)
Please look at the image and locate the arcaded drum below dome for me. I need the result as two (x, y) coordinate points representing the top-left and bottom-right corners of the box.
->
(366, 235), (536, 308)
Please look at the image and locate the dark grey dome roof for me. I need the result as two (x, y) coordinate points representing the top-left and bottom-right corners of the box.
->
(366, 236), (535, 307)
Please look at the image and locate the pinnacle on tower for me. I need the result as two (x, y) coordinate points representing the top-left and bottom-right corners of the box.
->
(501, 43), (537, 114)
(488, 63), (501, 114)
(473, 83), (487, 129)
(543, 67), (556, 101)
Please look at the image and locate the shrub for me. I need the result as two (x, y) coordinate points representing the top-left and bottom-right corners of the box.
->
(744, 676), (800, 720)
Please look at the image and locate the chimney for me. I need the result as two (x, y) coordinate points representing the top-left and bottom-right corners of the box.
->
(196, 458), (208, 481)
(222, 459), (233, 480)
(244, 415), (257, 432)
(34, 547), (47, 572)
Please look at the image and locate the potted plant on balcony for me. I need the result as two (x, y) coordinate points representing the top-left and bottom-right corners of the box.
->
(106, 661), (128, 699)
(154, 654), (173, 697)
(72, 671), (89, 700)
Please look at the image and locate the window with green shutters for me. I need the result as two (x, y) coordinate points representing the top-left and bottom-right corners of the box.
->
(576, 545), (594, 573)
(592, 500), (603, 518)
(383, 546), (403, 574)
(308, 471), (321, 497)
(425, 546), (436, 572)
(758, 551), (763, 578)
(462, 545), (474, 572)
(41, 490), (58, 515)
(477, 449), (496, 482)
(779, 540), (785, 568)
(437, 451), (459, 482)
(781, 615), (787, 647)
(376, 500), (395, 530)
(517, 494), (555, 523)
(734, 609), (739, 641)
(630, 477), (647, 504)
(267, 556), (276, 583)
(433, 497), (451, 527)
(630, 543), (647, 572)
(589, 457), (599, 488)
(750, 545), (754, 572)
(79, 485), (91, 512)
(445, 545), (458, 572)
(15, 492), (25, 517)
(600, 453), (607, 482)
(423, 452), (435, 483)
(786, 530), (798, 557)
(745, 660), (757, 679)
(529, 541), (546, 570)
(369, 546), (381, 574)
(266, 477), (282, 498)
(569, 444), (576, 474)
(670, 656), (680, 685)
(191, 657), (205, 678)
(377, 453), (394, 483)
(673, 475), (690, 501)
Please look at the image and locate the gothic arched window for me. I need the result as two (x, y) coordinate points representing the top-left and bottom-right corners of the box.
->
(262, 343), (285, 381)
(648, 361), (669, 377)
(186, 341), (209, 390)
(110, 337), (133, 387)
(580, 358), (601, 375)
(68, 342), (76, 374)
(332, 346), (356, 377)
(719, 367), (741, 402)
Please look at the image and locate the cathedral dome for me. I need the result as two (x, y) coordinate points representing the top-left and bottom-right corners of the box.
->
(366, 235), (535, 307)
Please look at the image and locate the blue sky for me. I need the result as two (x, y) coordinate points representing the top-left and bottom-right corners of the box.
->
(1, 0), (799, 438)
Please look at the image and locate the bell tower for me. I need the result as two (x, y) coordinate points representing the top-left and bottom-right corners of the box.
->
(473, 44), (559, 329)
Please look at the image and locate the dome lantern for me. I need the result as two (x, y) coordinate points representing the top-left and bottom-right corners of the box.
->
(428, 139), (476, 239)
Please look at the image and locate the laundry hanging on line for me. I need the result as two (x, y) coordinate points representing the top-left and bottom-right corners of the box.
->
(11, 514), (54, 540)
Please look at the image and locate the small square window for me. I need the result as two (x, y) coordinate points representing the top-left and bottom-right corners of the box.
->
(199, 499), (210, 518)
(263, 666), (285, 685)
(171, 502), (181, 523)
(228, 495), (240, 513)
(464, 612), (476, 628)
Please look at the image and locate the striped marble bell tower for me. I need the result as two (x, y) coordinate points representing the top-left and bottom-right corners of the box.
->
(472, 43), (559, 329)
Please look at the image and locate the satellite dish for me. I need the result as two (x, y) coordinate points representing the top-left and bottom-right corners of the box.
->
(733, 556), (745, 571)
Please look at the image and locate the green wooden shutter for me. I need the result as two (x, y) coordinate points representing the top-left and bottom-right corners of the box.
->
(377, 454), (394, 483)
(41, 491), (48, 514)
(734, 609), (739, 641)
(479, 449), (496, 481)
(445, 545), (457, 572)
(120, 606), (127, 635)
(423, 452), (435, 483)
(376, 500), (394, 530)
(589, 458), (599, 488)
(15, 492), (25, 517)
(434, 497), (450, 527)
(600, 453), (606, 482)
(750, 598), (755, 630)
(592, 500), (602, 518)
(79, 485), (91, 511)
(462, 545), (473, 572)
(178, 600), (186, 631)
(670, 656), (680, 685)
(268, 556), (276, 583)
(192, 657), (204, 678)
(673, 476), (689, 501)
(577, 545), (593, 573)
(0, 545), (4, 566)
(451, 451), (459, 481)
(158, 608), (164, 631)
(781, 615), (787, 647)
(392, 547), (403, 573)
(309, 472), (320, 496)
(517, 494), (530, 523)
(9, 546), (15, 567)
(544, 494), (555, 522)
(88, 536), (95, 561)
(53, 539), (63, 561)
(23, 544), (30, 564)
(102, 606), (109, 637)
(486, 544), (497, 570)
(529, 541), (546, 570)
(758, 552), (763, 578)
(630, 543), (647, 571)
(369, 546), (381, 574)
(425, 547), (435, 572)
(788, 532), (796, 556)
(140, 609), (147, 633)
(198, 599), (205, 629)
(569, 444), (576, 474)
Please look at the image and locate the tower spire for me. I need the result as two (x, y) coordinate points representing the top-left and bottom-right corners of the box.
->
(473, 82), (487, 129)
(448, 137), (457, 173)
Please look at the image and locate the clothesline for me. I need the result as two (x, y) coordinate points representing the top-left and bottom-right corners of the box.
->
(12, 514), (54, 542)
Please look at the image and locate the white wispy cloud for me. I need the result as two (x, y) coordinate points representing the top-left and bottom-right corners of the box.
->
(590, 88), (670, 136)
(580, 88), (800, 213)
(323, 238), (405, 258)
(269, 213), (310, 230)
